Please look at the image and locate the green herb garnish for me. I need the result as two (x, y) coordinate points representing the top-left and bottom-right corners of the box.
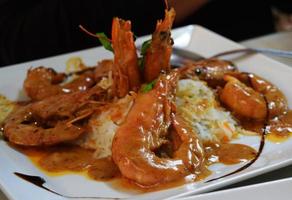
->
(138, 39), (152, 70)
(96, 32), (114, 52)
(140, 39), (151, 55)
(138, 57), (144, 71)
(141, 80), (156, 93)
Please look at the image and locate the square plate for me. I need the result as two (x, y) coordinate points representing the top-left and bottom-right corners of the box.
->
(1, 25), (292, 200)
(178, 177), (292, 200)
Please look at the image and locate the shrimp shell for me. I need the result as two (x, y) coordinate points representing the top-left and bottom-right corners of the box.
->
(112, 71), (205, 186)
(143, 8), (176, 82)
(111, 18), (141, 98)
(3, 88), (104, 146)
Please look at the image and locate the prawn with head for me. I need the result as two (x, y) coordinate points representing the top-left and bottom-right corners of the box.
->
(180, 58), (288, 133)
(23, 59), (115, 102)
(219, 73), (288, 121)
(6, 14), (145, 147)
(112, 71), (205, 187)
(180, 57), (287, 119)
(78, 7), (206, 186)
(143, 8), (176, 82)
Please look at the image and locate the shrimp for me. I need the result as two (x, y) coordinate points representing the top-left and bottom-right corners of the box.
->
(111, 18), (141, 98)
(24, 67), (66, 101)
(220, 75), (267, 121)
(180, 59), (287, 120)
(143, 8), (176, 82)
(24, 66), (97, 101)
(244, 73), (288, 119)
(112, 71), (205, 186)
(3, 87), (104, 146)
(220, 73), (288, 120)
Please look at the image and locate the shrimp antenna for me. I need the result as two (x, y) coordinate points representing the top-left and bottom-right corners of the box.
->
(79, 25), (99, 38)
(79, 25), (112, 42)
(164, 0), (169, 10)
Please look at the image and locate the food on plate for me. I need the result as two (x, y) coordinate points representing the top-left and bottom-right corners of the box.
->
(1, 6), (292, 192)
(143, 8), (175, 82)
(112, 71), (205, 186)
(111, 17), (141, 97)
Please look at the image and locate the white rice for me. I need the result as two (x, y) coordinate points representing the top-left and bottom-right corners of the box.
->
(176, 79), (238, 142)
(78, 95), (134, 158)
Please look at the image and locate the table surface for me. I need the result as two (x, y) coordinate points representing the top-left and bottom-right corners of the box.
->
(1, 31), (292, 200)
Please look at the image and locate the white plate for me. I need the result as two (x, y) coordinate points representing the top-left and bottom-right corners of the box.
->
(1, 25), (292, 200)
(178, 177), (292, 200)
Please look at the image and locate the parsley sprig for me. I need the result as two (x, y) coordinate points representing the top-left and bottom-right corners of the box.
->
(138, 39), (151, 70)
(141, 79), (156, 93)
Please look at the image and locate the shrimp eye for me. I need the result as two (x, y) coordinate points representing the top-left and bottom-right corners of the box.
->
(159, 31), (170, 41)
(170, 38), (174, 45)
(194, 68), (201, 76)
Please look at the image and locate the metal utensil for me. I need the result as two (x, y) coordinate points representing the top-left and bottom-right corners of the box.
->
(139, 45), (292, 67)
(172, 47), (292, 64)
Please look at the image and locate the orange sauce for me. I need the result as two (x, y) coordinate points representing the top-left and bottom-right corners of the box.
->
(14, 145), (119, 181)
(12, 140), (256, 193)
(266, 111), (292, 143)
(109, 168), (211, 193)
(204, 142), (257, 165)
(236, 110), (292, 143)
(239, 119), (265, 134)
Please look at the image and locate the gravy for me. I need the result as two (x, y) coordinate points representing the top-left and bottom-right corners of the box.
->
(266, 110), (292, 143)
(15, 140), (256, 193)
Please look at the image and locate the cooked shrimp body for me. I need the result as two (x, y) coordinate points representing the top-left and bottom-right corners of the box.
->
(24, 67), (66, 101)
(220, 72), (288, 120)
(246, 73), (288, 119)
(112, 71), (205, 186)
(143, 8), (176, 82)
(171, 114), (205, 174)
(3, 105), (85, 146)
(111, 18), (141, 98)
(3, 88), (104, 146)
(180, 59), (287, 120)
(24, 66), (97, 101)
(220, 75), (267, 120)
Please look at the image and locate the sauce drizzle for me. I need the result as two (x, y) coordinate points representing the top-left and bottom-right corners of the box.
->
(206, 94), (269, 182)
(14, 172), (120, 199)
(206, 128), (266, 182)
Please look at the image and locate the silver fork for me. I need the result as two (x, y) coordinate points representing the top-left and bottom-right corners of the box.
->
(171, 47), (292, 66)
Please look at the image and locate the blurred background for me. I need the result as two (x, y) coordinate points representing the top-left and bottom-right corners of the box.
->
(0, 0), (291, 67)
